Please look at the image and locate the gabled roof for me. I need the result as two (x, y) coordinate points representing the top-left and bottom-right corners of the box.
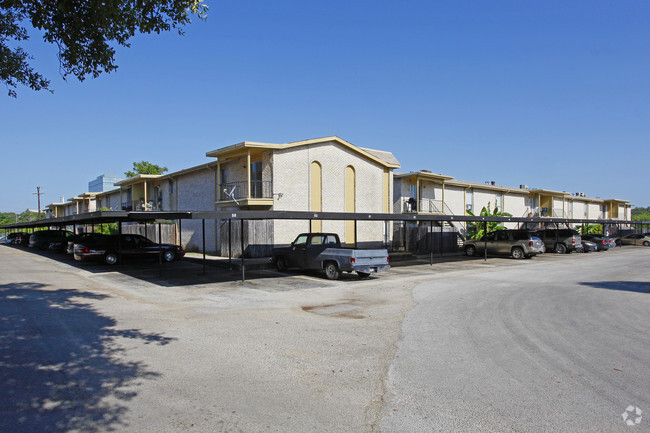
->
(206, 136), (401, 169)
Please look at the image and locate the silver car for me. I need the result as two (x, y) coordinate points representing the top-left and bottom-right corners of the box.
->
(464, 229), (544, 259)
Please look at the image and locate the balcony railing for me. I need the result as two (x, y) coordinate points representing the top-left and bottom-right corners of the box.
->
(122, 201), (162, 211)
(399, 197), (453, 215)
(219, 181), (273, 201)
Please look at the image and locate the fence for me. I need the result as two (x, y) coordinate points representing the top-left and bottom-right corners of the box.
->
(392, 221), (462, 255)
(121, 223), (177, 244)
(219, 219), (275, 258)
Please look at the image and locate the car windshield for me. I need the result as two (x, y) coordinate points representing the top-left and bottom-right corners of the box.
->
(294, 235), (308, 246)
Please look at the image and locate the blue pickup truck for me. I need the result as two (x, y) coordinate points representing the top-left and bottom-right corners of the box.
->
(271, 233), (390, 280)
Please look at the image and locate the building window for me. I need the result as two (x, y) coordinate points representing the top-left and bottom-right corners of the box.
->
(496, 192), (503, 212)
(466, 190), (473, 212)
(220, 167), (228, 186)
(251, 160), (263, 198)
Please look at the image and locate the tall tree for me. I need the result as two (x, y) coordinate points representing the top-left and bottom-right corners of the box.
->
(1, 1), (207, 97)
(125, 161), (168, 177)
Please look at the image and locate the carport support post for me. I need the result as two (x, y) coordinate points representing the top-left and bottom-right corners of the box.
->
(228, 219), (232, 270)
(354, 220), (358, 249)
(202, 219), (206, 275)
(430, 220), (433, 266)
(439, 221), (443, 257)
(483, 221), (488, 261)
(158, 222), (162, 277)
(240, 219), (245, 283)
(118, 222), (122, 263)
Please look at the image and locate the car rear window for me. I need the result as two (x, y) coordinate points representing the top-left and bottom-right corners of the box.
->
(512, 231), (531, 241)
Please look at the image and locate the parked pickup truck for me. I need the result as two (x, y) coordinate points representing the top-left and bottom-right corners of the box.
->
(272, 233), (390, 280)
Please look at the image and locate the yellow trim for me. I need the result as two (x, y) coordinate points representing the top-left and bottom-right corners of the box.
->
(247, 151), (251, 199)
(310, 161), (322, 232)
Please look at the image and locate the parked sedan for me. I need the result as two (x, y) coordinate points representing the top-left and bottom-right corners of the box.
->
(29, 230), (74, 250)
(464, 229), (544, 259)
(578, 240), (598, 253)
(74, 234), (185, 265)
(617, 234), (650, 246)
(14, 233), (32, 246)
(65, 233), (110, 254)
(3, 232), (26, 245)
(580, 234), (611, 251)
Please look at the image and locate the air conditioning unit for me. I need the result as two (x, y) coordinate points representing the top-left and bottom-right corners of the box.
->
(520, 184), (529, 190)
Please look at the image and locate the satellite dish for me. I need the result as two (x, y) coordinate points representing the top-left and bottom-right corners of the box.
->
(223, 186), (240, 205)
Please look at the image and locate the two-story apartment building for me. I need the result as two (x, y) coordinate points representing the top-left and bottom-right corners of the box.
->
(44, 135), (634, 256)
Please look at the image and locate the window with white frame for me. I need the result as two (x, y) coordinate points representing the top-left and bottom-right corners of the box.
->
(495, 192), (503, 212)
(466, 189), (473, 212)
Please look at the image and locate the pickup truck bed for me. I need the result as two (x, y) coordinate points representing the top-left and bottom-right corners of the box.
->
(272, 233), (390, 279)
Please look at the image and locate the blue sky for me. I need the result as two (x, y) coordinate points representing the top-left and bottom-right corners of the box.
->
(2, 0), (648, 212)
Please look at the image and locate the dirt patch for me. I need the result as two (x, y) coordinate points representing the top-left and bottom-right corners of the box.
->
(302, 303), (365, 319)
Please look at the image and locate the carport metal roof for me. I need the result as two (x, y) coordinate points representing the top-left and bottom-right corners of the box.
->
(1, 209), (648, 230)
(0, 210), (193, 230)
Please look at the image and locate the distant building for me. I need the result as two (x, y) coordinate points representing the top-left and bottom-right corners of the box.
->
(88, 174), (123, 193)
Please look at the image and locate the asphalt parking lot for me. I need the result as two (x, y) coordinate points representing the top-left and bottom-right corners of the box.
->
(1, 244), (648, 432)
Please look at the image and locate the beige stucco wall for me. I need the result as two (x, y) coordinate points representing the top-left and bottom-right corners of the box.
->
(172, 168), (218, 253)
(272, 141), (389, 246)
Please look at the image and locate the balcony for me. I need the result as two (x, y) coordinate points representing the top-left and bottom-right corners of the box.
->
(399, 197), (452, 215)
(218, 180), (273, 207)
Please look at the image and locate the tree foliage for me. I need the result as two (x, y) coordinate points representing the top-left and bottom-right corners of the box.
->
(1, 0), (207, 97)
(124, 160), (168, 177)
(632, 206), (650, 222)
(574, 223), (602, 235)
(465, 202), (513, 239)
(0, 209), (38, 225)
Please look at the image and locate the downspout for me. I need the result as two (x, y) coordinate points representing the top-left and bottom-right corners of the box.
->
(441, 180), (445, 214)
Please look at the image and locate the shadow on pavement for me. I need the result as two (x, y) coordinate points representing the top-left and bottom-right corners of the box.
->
(579, 281), (650, 294)
(6, 245), (377, 286)
(0, 282), (175, 433)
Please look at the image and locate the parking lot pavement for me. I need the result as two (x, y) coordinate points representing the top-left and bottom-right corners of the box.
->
(1, 244), (648, 432)
(0, 244), (416, 433)
(379, 247), (650, 433)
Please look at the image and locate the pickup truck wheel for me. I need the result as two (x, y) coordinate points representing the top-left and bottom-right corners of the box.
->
(555, 243), (567, 254)
(643, 241), (649, 247)
(324, 262), (340, 280)
(275, 256), (287, 272)
(163, 250), (175, 262)
(465, 245), (476, 257)
(104, 252), (118, 265)
(357, 272), (371, 279)
(511, 247), (525, 260)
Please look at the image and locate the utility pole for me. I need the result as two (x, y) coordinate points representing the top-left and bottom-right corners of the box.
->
(33, 186), (44, 219)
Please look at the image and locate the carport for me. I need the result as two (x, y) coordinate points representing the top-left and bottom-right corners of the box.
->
(1, 210), (192, 275)
(3, 210), (649, 282)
